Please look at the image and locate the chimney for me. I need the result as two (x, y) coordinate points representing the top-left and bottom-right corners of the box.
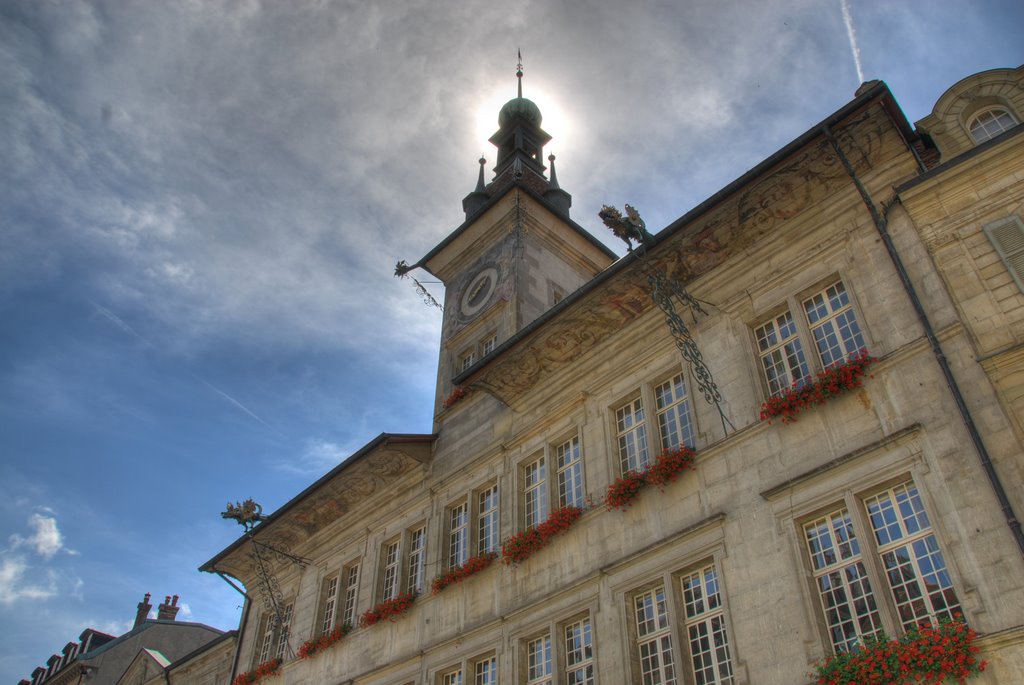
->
(157, 594), (180, 621)
(134, 593), (152, 628)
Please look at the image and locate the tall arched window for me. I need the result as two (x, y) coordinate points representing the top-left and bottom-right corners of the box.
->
(968, 107), (1018, 143)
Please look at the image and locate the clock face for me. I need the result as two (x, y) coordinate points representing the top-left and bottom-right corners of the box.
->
(459, 266), (499, 318)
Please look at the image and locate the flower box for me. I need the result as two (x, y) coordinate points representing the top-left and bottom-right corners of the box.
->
(297, 623), (352, 660)
(812, 618), (986, 685)
(233, 658), (281, 685)
(359, 591), (417, 628)
(501, 506), (583, 565)
(431, 552), (498, 595)
(604, 447), (696, 510)
(761, 350), (876, 424)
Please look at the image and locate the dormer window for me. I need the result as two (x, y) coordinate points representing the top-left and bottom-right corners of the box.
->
(968, 107), (1018, 144)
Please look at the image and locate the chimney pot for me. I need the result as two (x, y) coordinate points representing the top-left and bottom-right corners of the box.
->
(134, 592), (153, 628)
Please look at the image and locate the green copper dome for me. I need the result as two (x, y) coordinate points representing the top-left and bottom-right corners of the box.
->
(498, 96), (542, 129)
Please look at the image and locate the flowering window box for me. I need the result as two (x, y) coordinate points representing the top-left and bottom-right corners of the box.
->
(431, 552), (498, 595)
(443, 386), (469, 409)
(812, 618), (986, 685)
(359, 591), (417, 628)
(760, 350), (876, 424)
(297, 623), (353, 660)
(501, 506), (583, 565)
(233, 658), (281, 685)
(604, 447), (696, 510)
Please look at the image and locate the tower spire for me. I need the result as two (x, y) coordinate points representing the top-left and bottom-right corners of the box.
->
(516, 49), (523, 98)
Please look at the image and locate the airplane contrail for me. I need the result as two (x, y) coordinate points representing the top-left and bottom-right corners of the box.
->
(87, 300), (285, 438)
(840, 0), (865, 85)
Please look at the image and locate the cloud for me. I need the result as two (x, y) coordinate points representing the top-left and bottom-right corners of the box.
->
(0, 557), (58, 605)
(9, 514), (73, 559)
(283, 438), (360, 475)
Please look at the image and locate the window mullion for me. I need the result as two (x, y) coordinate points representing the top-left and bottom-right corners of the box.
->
(844, 492), (901, 637)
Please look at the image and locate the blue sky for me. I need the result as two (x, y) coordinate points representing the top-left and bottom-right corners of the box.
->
(1, 0), (1021, 680)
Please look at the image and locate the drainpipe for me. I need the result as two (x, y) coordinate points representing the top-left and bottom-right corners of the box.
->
(822, 122), (1024, 558)
(215, 571), (251, 685)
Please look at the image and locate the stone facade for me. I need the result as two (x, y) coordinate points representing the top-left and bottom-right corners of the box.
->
(202, 68), (1024, 684)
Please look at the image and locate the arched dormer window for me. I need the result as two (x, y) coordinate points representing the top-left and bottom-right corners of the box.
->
(968, 107), (1018, 144)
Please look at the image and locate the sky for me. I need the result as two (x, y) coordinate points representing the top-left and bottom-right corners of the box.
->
(1, 0), (1021, 680)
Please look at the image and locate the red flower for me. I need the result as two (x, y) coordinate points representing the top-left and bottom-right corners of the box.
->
(359, 591), (418, 628)
(761, 350), (876, 424)
(443, 386), (469, 409)
(297, 623), (353, 660)
(501, 506), (583, 565)
(431, 552), (498, 594)
(604, 447), (696, 510)
(233, 658), (281, 685)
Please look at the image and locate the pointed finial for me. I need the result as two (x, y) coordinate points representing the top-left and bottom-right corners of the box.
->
(548, 153), (560, 189)
(516, 49), (523, 98)
(475, 156), (487, 192)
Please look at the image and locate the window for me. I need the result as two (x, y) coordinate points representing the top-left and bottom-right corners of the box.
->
(449, 502), (470, 569)
(526, 633), (553, 684)
(460, 350), (477, 373)
(755, 279), (866, 395)
(408, 527), (427, 594)
(480, 333), (497, 357)
(984, 215), (1024, 294)
(968, 107), (1018, 143)
(474, 655), (498, 685)
(524, 455), (548, 529)
(275, 602), (293, 661)
(341, 562), (360, 627)
(564, 617), (595, 685)
(616, 397), (649, 473)
(319, 574), (340, 636)
(440, 668), (463, 685)
(256, 613), (275, 665)
(381, 540), (402, 600)
(801, 480), (962, 655)
(754, 311), (811, 395)
(654, 374), (695, 451)
(634, 586), (676, 685)
(555, 435), (585, 508)
(681, 566), (734, 684)
(478, 485), (500, 554)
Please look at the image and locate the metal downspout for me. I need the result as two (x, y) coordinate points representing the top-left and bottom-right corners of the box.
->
(822, 122), (1024, 559)
(215, 571), (251, 685)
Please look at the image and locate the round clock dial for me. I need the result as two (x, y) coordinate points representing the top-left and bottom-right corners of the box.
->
(459, 266), (499, 318)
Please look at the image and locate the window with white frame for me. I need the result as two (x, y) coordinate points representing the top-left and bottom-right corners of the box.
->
(381, 539), (402, 601)
(755, 279), (866, 395)
(633, 586), (677, 685)
(473, 654), (498, 685)
(681, 565), (735, 684)
(341, 562), (360, 627)
(319, 574), (340, 636)
(478, 484), (500, 554)
(480, 332), (497, 357)
(654, 374), (695, 451)
(616, 397), (649, 473)
(525, 633), (553, 684)
(408, 527), (427, 594)
(801, 479), (962, 655)
(983, 215), (1024, 294)
(256, 613), (276, 665)
(754, 310), (811, 395)
(524, 455), (549, 529)
(275, 602), (293, 661)
(556, 435), (585, 508)
(459, 350), (477, 373)
(449, 502), (470, 569)
(564, 616), (595, 685)
(440, 667), (463, 685)
(968, 107), (1018, 144)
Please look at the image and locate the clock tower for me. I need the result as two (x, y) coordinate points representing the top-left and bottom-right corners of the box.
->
(407, 63), (616, 417)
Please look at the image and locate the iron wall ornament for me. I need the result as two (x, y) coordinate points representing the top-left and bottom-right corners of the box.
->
(600, 205), (734, 434)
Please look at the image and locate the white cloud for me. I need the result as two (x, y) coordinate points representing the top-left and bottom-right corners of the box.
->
(0, 557), (58, 605)
(9, 513), (72, 559)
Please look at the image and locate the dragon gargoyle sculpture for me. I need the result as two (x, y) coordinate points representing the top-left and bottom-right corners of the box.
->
(599, 204), (653, 250)
(221, 498), (268, 530)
